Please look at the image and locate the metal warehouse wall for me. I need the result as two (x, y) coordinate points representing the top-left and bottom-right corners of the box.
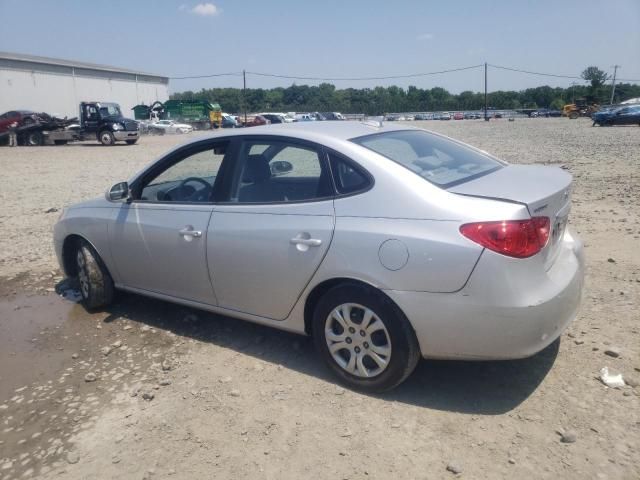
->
(0, 69), (169, 119)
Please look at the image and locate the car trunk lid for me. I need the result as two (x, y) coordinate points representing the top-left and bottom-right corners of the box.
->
(449, 165), (573, 268)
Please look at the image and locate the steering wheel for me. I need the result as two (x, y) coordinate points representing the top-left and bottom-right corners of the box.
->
(178, 177), (212, 202)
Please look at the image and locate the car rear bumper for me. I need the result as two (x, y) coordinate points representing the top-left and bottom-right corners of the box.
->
(114, 131), (139, 141)
(385, 228), (585, 360)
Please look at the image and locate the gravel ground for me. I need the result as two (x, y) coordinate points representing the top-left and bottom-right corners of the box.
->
(0, 118), (639, 479)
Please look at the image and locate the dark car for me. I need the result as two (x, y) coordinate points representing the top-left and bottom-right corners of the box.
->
(592, 105), (640, 126)
(243, 115), (270, 127)
(261, 114), (285, 124)
(320, 112), (345, 121)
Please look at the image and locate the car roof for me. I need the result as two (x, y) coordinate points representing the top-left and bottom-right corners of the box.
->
(208, 120), (414, 142)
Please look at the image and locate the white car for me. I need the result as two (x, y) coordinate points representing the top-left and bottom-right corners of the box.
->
(54, 122), (583, 391)
(151, 120), (193, 134)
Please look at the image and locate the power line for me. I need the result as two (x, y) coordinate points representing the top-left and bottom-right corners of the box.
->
(168, 64), (640, 83)
(244, 65), (483, 81)
(170, 72), (242, 80)
(489, 63), (640, 83)
(488, 64), (585, 80)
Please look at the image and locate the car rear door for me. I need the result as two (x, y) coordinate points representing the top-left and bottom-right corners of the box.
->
(207, 136), (335, 320)
(109, 139), (231, 304)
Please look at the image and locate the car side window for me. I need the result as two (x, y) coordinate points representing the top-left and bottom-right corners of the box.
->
(139, 142), (229, 203)
(229, 140), (333, 203)
(328, 152), (371, 195)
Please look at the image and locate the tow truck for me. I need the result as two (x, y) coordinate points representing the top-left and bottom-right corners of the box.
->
(1, 102), (139, 146)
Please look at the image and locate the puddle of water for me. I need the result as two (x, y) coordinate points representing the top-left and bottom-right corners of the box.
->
(0, 293), (89, 399)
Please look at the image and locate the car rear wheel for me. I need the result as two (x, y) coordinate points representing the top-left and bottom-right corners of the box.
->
(99, 130), (115, 146)
(75, 240), (114, 309)
(313, 284), (420, 392)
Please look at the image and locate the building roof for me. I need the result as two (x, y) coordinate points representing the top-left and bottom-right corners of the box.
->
(0, 51), (168, 82)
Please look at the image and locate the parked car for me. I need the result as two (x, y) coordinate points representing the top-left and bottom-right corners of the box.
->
(295, 113), (316, 122)
(592, 105), (640, 126)
(221, 114), (238, 128)
(414, 113), (432, 121)
(464, 112), (482, 119)
(385, 114), (399, 121)
(54, 122), (584, 392)
(242, 115), (270, 127)
(530, 109), (559, 118)
(320, 112), (345, 121)
(453, 112), (464, 120)
(260, 114), (287, 124)
(151, 120), (193, 134)
(439, 112), (452, 120)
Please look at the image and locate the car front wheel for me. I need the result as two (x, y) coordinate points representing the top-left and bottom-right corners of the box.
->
(313, 284), (420, 392)
(75, 240), (114, 309)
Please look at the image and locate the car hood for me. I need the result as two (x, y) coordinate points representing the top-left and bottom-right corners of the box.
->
(102, 115), (136, 124)
(67, 196), (112, 210)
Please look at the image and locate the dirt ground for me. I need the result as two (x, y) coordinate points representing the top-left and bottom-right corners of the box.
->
(0, 118), (638, 480)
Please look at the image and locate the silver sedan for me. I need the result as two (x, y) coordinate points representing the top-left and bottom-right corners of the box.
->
(54, 121), (584, 391)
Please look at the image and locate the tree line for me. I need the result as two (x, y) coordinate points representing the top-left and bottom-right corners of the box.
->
(170, 67), (640, 115)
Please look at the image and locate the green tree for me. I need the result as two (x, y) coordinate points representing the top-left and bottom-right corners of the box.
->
(550, 98), (565, 110)
(581, 66), (609, 102)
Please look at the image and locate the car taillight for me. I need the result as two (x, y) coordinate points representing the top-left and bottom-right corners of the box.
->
(460, 217), (550, 258)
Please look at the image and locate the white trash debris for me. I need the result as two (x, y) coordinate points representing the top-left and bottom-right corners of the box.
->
(599, 367), (625, 388)
(61, 288), (83, 302)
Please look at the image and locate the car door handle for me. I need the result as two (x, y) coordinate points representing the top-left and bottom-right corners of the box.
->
(290, 237), (322, 247)
(179, 227), (202, 238)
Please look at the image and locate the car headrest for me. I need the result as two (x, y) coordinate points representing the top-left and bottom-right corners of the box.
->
(243, 154), (271, 183)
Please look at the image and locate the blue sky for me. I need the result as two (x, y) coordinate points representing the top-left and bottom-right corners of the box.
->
(1, 0), (638, 94)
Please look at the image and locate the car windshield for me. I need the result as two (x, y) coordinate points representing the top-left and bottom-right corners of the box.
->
(98, 104), (122, 117)
(351, 130), (504, 188)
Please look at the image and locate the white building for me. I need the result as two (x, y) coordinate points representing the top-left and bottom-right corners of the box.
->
(0, 51), (169, 119)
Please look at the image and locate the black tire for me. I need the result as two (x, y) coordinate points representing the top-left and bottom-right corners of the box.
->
(126, 139), (138, 145)
(312, 284), (420, 392)
(99, 130), (115, 146)
(26, 131), (43, 146)
(569, 112), (579, 120)
(54, 140), (68, 145)
(75, 240), (114, 309)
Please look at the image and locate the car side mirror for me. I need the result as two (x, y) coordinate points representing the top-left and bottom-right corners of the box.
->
(270, 160), (293, 175)
(107, 181), (130, 202)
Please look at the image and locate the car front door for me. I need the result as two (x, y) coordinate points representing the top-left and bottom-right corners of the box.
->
(618, 107), (639, 125)
(208, 137), (335, 320)
(109, 139), (231, 304)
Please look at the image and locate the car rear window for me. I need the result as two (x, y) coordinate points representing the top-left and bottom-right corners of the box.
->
(351, 130), (503, 188)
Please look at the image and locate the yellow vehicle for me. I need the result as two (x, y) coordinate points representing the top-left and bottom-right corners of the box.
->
(563, 99), (599, 119)
(209, 109), (222, 128)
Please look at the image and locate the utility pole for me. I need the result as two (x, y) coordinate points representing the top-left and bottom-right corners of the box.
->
(243, 69), (247, 125)
(609, 65), (620, 105)
(484, 62), (488, 121)
(570, 82), (578, 104)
